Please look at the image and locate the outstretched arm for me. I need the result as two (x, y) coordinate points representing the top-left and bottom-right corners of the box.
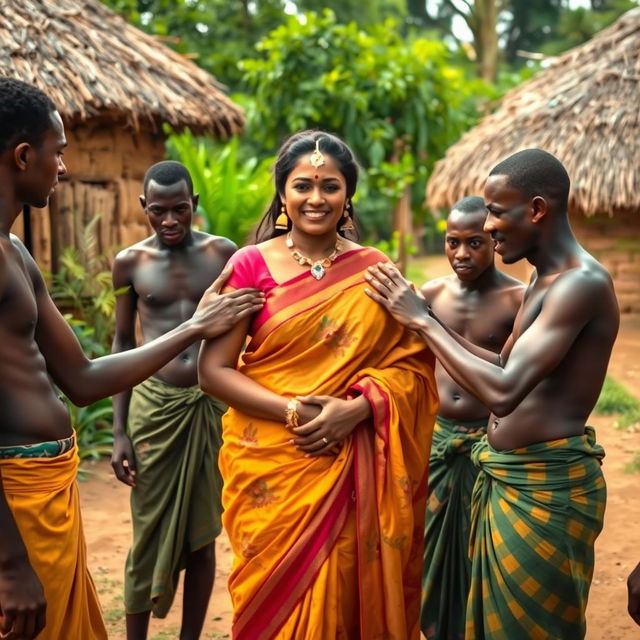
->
(25, 245), (264, 406)
(367, 262), (602, 416)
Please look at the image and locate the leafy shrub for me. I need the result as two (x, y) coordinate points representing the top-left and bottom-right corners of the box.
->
(47, 216), (124, 352)
(166, 131), (274, 246)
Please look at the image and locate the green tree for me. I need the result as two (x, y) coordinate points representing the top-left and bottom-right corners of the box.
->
(405, 0), (501, 81)
(242, 10), (487, 239)
(101, 0), (288, 87)
(541, 0), (637, 55)
(405, 0), (637, 77)
(296, 0), (406, 25)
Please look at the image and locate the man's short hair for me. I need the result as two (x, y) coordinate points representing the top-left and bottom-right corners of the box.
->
(489, 149), (570, 208)
(143, 161), (194, 195)
(0, 77), (56, 153)
(451, 195), (486, 215)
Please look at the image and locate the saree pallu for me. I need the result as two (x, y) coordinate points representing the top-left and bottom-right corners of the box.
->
(421, 415), (488, 640)
(125, 377), (225, 617)
(465, 427), (606, 640)
(0, 440), (107, 640)
(222, 245), (439, 640)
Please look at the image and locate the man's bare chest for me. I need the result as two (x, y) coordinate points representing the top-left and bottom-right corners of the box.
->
(0, 258), (37, 334)
(132, 257), (220, 307)
(433, 295), (510, 350)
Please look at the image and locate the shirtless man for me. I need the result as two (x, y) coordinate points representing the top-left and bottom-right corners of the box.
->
(420, 196), (523, 640)
(0, 78), (263, 640)
(110, 161), (234, 640)
(366, 149), (618, 639)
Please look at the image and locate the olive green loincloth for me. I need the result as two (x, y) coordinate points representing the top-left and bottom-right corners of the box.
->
(421, 415), (488, 640)
(124, 377), (226, 617)
(466, 427), (606, 639)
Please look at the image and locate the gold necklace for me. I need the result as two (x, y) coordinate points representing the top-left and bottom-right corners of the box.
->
(286, 232), (342, 280)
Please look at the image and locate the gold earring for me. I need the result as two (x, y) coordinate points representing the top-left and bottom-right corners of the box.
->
(275, 204), (289, 230)
(340, 202), (354, 231)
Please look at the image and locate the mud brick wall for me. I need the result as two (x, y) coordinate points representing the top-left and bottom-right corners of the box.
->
(572, 213), (640, 314)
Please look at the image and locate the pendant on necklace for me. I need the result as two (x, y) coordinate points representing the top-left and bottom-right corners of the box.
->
(310, 262), (326, 280)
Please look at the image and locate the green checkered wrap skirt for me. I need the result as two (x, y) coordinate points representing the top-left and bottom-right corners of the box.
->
(421, 416), (488, 640)
(465, 427), (606, 640)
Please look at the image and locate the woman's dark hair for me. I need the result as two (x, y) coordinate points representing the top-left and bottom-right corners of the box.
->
(253, 130), (360, 242)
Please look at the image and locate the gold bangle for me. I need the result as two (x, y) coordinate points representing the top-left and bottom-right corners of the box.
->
(285, 398), (299, 430)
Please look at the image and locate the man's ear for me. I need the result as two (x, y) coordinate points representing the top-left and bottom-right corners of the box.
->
(531, 196), (549, 223)
(13, 142), (32, 171)
(192, 193), (199, 210)
(139, 194), (147, 210)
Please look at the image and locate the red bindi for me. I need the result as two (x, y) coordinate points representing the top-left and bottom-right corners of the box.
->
(314, 174), (319, 179)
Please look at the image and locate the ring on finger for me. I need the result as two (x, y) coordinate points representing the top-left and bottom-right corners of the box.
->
(322, 436), (329, 445)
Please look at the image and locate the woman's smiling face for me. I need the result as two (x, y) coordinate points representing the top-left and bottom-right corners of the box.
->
(281, 152), (347, 237)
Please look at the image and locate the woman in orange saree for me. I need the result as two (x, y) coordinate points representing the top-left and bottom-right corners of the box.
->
(198, 131), (438, 640)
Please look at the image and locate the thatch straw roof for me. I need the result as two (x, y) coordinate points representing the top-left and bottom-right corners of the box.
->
(427, 8), (640, 217)
(0, 0), (244, 136)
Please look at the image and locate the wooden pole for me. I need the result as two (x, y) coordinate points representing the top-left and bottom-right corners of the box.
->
(393, 185), (412, 275)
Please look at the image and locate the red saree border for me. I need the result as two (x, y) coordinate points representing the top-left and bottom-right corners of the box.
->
(233, 449), (355, 640)
(351, 378), (391, 448)
(351, 378), (393, 635)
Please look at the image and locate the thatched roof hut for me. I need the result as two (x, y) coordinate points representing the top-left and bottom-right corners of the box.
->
(0, 0), (244, 136)
(1, 0), (244, 272)
(426, 8), (640, 311)
(427, 7), (640, 218)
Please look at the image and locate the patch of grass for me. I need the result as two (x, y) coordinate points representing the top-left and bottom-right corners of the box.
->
(594, 376), (640, 417)
(150, 631), (180, 640)
(103, 607), (125, 623)
(95, 576), (120, 595)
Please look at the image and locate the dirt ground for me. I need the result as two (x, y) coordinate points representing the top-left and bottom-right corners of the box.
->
(79, 311), (640, 640)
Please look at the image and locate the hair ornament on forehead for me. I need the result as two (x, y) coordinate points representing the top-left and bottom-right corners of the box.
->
(309, 139), (326, 168)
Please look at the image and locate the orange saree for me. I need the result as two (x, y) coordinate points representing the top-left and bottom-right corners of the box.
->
(221, 246), (438, 640)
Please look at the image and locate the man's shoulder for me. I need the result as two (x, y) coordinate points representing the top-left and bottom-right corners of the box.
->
(495, 270), (526, 290)
(113, 237), (157, 265)
(494, 271), (526, 303)
(545, 254), (617, 319)
(7, 233), (30, 258)
(420, 275), (454, 302)
(195, 232), (237, 258)
(559, 254), (614, 291)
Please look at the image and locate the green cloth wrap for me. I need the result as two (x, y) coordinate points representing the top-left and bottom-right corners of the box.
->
(421, 415), (488, 640)
(465, 427), (606, 640)
(124, 377), (225, 617)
